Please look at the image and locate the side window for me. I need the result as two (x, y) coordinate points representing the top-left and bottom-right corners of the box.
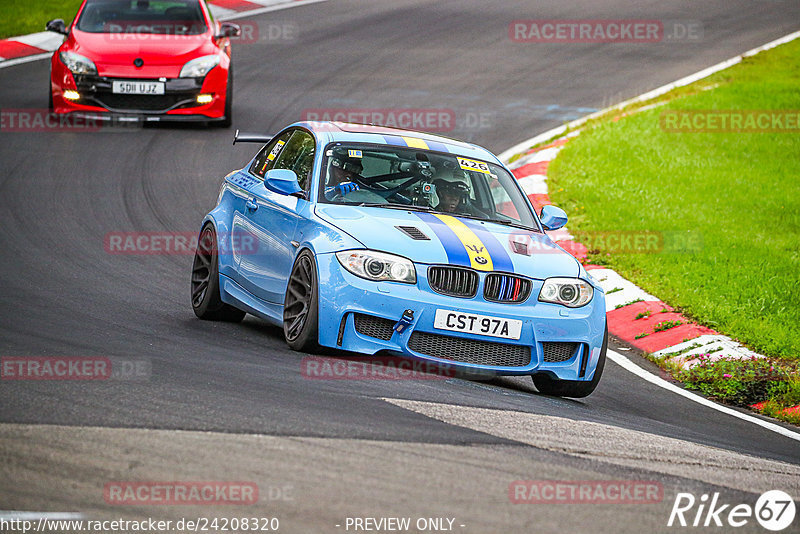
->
(272, 131), (316, 191)
(249, 131), (293, 179)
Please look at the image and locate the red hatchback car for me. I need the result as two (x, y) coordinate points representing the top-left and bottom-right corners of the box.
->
(46, 0), (240, 126)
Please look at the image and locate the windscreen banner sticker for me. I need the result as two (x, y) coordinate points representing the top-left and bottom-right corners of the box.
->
(267, 139), (286, 162)
(347, 149), (363, 158)
(457, 156), (491, 174)
(401, 137), (429, 150)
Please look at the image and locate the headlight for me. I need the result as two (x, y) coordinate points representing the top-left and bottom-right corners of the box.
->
(336, 250), (416, 284)
(538, 277), (593, 307)
(59, 52), (97, 75)
(180, 55), (220, 78)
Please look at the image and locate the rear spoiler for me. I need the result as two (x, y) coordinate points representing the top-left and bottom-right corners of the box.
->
(233, 129), (272, 145)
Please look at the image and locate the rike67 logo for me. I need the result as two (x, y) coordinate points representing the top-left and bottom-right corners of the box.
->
(668, 490), (796, 531)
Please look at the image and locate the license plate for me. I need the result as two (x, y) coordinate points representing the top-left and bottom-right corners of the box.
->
(112, 81), (165, 95)
(433, 309), (522, 340)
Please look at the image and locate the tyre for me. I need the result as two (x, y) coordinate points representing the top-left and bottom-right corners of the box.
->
(532, 324), (608, 398)
(191, 224), (246, 322)
(48, 64), (54, 112)
(283, 250), (320, 352)
(217, 65), (233, 128)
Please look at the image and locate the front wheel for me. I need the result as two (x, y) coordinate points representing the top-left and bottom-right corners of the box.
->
(191, 224), (246, 322)
(283, 250), (320, 352)
(217, 64), (233, 128)
(532, 325), (607, 398)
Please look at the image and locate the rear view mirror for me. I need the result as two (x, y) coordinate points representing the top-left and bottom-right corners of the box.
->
(540, 205), (568, 231)
(46, 19), (68, 35)
(264, 169), (303, 197)
(216, 22), (241, 39)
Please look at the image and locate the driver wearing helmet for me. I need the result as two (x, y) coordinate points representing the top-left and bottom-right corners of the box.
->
(433, 169), (472, 214)
(324, 152), (363, 200)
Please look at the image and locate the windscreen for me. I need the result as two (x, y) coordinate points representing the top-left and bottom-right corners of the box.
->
(76, 0), (207, 35)
(319, 144), (539, 230)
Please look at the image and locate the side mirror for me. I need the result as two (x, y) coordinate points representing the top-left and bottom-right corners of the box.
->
(539, 205), (568, 231)
(216, 22), (241, 39)
(264, 169), (303, 196)
(46, 18), (68, 35)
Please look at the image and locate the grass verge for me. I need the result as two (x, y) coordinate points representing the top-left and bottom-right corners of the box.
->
(547, 38), (800, 424)
(644, 350), (800, 425)
(1, 1), (83, 40)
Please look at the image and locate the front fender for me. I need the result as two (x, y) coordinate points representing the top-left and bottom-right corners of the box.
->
(293, 209), (365, 255)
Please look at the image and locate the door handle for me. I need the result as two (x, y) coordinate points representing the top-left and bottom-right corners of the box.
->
(246, 199), (258, 211)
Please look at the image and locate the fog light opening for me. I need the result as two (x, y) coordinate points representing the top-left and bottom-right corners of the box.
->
(196, 93), (213, 104)
(63, 90), (80, 101)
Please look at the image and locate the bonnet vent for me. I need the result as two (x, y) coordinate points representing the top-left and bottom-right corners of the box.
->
(396, 226), (430, 240)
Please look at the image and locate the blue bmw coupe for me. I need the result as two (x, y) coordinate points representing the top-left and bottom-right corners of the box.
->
(191, 121), (607, 397)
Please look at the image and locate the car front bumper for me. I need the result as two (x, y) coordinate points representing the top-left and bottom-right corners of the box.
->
(50, 59), (228, 119)
(316, 253), (607, 380)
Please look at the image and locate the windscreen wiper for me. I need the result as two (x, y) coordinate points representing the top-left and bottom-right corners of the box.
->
(429, 211), (491, 223)
(358, 203), (434, 211)
(486, 219), (540, 232)
(433, 211), (539, 231)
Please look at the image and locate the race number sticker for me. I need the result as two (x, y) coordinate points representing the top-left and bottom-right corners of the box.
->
(267, 139), (286, 161)
(347, 149), (362, 158)
(457, 156), (491, 174)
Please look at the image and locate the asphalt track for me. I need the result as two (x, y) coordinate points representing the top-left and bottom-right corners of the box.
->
(1, 1), (799, 532)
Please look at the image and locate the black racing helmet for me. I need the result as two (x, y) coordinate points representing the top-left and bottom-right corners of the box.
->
(434, 169), (471, 198)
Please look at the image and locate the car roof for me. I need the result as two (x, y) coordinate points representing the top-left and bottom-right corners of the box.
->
(291, 121), (502, 164)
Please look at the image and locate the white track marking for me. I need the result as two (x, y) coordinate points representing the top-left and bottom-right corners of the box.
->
(247, 0), (311, 6)
(498, 30), (800, 162)
(653, 334), (757, 359)
(208, 4), (238, 18)
(652, 334), (765, 370)
(516, 174), (548, 195)
(507, 146), (562, 169)
(0, 52), (51, 69)
(587, 268), (659, 311)
(13, 31), (64, 51)
(607, 350), (800, 442)
(219, 0), (330, 21)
